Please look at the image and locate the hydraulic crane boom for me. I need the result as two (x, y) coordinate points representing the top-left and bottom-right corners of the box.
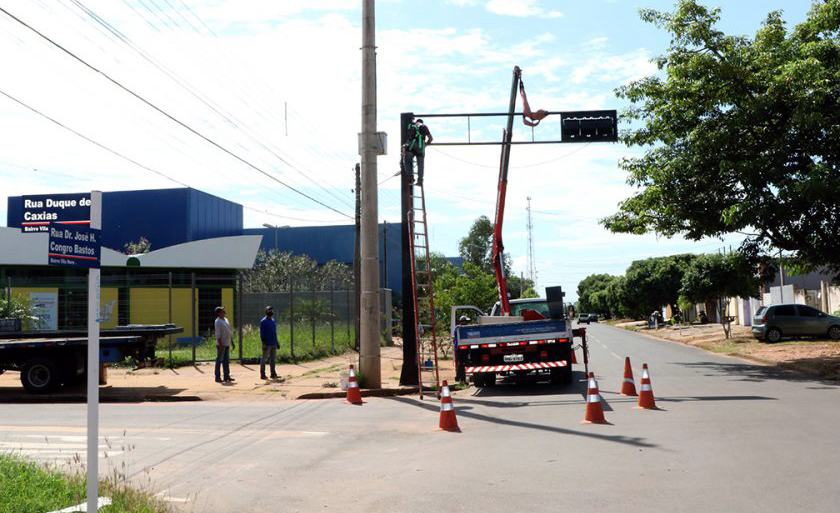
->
(492, 66), (523, 316)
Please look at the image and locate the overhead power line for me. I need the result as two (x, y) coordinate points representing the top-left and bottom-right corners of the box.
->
(0, 89), (190, 188)
(0, 88), (347, 225)
(62, 0), (355, 211)
(0, 5), (353, 220)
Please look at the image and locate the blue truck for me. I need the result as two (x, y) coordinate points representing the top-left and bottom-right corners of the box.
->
(0, 324), (182, 394)
(451, 298), (581, 387)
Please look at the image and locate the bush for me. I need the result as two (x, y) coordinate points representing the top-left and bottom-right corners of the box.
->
(0, 293), (39, 329)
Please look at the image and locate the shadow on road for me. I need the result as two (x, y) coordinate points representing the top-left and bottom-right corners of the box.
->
(673, 360), (840, 386)
(0, 385), (197, 403)
(387, 394), (658, 449)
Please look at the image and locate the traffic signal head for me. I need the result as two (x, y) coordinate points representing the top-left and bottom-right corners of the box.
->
(561, 110), (617, 142)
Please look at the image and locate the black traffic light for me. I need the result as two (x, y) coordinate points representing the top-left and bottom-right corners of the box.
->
(561, 110), (618, 142)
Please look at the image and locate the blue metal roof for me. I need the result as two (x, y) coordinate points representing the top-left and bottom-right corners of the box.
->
(7, 188), (242, 252)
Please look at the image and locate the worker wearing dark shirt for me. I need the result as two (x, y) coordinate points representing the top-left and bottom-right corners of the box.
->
(403, 118), (433, 186)
(259, 306), (279, 380)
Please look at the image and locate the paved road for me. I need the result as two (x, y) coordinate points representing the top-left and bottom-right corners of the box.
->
(3, 323), (840, 513)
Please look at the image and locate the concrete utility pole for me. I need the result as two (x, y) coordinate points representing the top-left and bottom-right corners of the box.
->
(359, 0), (381, 387)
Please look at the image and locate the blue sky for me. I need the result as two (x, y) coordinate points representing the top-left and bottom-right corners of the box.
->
(0, 0), (812, 299)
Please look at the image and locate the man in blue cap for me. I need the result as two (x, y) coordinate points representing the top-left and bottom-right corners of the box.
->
(260, 306), (280, 380)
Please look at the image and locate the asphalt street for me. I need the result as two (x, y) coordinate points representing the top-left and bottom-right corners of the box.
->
(3, 322), (840, 513)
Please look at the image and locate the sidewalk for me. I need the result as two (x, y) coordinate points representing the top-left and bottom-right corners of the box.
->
(0, 346), (458, 402)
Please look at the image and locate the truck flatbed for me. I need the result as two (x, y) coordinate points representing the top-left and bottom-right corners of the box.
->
(0, 335), (143, 350)
(0, 324), (182, 340)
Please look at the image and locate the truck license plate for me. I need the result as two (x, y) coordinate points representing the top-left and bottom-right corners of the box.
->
(503, 354), (524, 363)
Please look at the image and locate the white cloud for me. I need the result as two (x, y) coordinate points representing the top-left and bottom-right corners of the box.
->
(571, 49), (657, 85)
(485, 0), (564, 18)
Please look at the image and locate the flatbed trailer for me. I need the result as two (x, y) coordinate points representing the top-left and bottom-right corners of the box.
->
(0, 324), (182, 394)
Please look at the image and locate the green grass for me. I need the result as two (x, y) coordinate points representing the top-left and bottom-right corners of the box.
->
(160, 322), (355, 367)
(0, 454), (169, 513)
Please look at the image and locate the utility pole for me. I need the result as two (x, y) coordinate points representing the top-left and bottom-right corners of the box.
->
(779, 250), (785, 303)
(354, 164), (361, 351)
(359, 0), (381, 387)
(526, 196), (537, 291)
(383, 220), (388, 290)
(399, 112), (418, 385)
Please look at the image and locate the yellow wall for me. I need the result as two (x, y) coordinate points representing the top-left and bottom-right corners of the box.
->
(99, 287), (119, 329)
(129, 287), (199, 338)
(222, 287), (234, 331)
(128, 287), (234, 339)
(10, 287), (58, 297)
(171, 288), (196, 338)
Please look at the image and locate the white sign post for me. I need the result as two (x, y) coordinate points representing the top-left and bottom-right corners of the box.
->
(86, 191), (102, 511)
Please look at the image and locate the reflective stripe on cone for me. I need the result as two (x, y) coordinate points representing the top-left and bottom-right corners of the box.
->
(345, 365), (363, 405)
(438, 381), (460, 431)
(581, 372), (609, 424)
(635, 363), (658, 410)
(621, 357), (637, 396)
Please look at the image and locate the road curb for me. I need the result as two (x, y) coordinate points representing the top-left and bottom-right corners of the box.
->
(0, 394), (203, 404)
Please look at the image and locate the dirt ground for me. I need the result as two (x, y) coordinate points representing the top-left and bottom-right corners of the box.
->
(0, 345), (459, 402)
(620, 321), (840, 381)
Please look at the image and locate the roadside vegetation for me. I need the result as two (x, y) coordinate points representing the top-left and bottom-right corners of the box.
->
(161, 322), (354, 367)
(0, 453), (169, 513)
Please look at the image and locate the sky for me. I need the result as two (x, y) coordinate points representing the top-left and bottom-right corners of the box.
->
(0, 0), (812, 300)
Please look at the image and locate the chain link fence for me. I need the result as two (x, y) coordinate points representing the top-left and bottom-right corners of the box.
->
(4, 271), (392, 367)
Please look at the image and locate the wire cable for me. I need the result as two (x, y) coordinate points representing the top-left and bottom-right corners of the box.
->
(0, 5), (353, 220)
(0, 88), (349, 225)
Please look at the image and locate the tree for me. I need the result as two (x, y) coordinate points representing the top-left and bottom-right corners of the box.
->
(577, 274), (616, 315)
(604, 0), (840, 276)
(458, 216), (494, 272)
(622, 255), (694, 319)
(681, 251), (763, 337)
(241, 250), (352, 293)
(434, 262), (498, 323)
(124, 237), (151, 254)
(457, 216), (512, 275)
(506, 274), (536, 301)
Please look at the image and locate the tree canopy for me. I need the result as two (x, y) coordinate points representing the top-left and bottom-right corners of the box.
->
(604, 0), (840, 276)
(680, 252), (763, 304)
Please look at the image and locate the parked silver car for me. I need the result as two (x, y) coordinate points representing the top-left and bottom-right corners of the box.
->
(752, 304), (840, 342)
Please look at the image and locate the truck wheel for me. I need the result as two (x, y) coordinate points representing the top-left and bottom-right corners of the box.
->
(21, 357), (61, 394)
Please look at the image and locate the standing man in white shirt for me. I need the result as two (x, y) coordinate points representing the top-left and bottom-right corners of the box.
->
(214, 306), (235, 383)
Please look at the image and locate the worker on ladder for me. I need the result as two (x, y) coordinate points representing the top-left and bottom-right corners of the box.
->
(403, 118), (433, 186)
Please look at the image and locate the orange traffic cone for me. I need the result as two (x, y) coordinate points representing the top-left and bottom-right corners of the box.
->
(635, 363), (658, 410)
(620, 357), (637, 396)
(438, 381), (460, 431)
(570, 347), (578, 364)
(581, 372), (609, 424)
(345, 364), (363, 405)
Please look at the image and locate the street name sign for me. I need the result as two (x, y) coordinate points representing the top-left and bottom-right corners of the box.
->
(20, 192), (92, 233)
(47, 225), (101, 269)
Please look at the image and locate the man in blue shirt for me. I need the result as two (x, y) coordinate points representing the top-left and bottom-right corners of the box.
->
(259, 306), (280, 380)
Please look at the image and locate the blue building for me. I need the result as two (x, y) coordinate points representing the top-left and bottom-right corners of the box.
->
(6, 187), (404, 295)
(7, 188), (242, 252)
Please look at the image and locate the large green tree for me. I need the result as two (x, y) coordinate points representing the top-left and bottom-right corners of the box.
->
(605, 0), (840, 276)
(622, 255), (695, 318)
(577, 274), (616, 315)
(681, 251), (763, 337)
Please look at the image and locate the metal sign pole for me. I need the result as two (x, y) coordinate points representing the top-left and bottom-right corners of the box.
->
(86, 190), (102, 512)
